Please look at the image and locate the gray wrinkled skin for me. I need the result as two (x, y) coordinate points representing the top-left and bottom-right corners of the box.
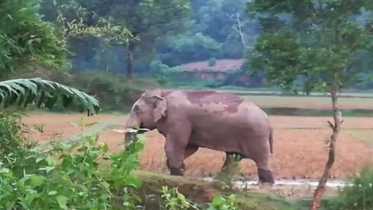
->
(124, 89), (274, 184)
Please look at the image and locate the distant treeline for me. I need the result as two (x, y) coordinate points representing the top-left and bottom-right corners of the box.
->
(38, 0), (256, 73)
(37, 0), (373, 89)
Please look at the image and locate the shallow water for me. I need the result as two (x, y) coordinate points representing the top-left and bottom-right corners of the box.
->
(202, 178), (352, 189)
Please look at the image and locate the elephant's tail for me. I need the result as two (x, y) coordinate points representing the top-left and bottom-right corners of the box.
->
(269, 126), (273, 154)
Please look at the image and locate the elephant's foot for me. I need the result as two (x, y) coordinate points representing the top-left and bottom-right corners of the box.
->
(167, 160), (186, 171)
(166, 160), (184, 176)
(169, 168), (183, 176)
(257, 168), (275, 184)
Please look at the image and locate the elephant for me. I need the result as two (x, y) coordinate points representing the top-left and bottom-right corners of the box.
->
(123, 88), (275, 184)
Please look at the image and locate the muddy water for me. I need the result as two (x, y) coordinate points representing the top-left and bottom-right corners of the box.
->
(202, 178), (352, 189)
(234, 179), (352, 190)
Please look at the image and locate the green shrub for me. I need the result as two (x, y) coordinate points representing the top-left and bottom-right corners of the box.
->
(207, 194), (239, 210)
(208, 58), (217, 67)
(159, 186), (239, 210)
(0, 112), (146, 209)
(159, 186), (200, 210)
(324, 167), (373, 210)
(0, 111), (37, 159)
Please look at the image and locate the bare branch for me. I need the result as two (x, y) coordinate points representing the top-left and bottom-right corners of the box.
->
(230, 13), (251, 49)
(337, 111), (343, 125)
(327, 120), (334, 128)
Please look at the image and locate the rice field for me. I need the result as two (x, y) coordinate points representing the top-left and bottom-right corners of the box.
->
(22, 112), (373, 180)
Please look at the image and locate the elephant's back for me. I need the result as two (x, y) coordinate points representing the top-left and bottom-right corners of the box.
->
(164, 89), (269, 126)
(181, 90), (246, 114)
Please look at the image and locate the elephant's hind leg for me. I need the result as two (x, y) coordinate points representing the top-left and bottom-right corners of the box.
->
(257, 168), (274, 184)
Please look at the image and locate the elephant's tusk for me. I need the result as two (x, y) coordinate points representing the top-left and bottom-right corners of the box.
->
(112, 128), (150, 134)
(112, 128), (137, 134)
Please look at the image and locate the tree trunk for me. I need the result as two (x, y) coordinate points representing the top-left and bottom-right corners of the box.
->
(310, 88), (341, 210)
(126, 42), (134, 80)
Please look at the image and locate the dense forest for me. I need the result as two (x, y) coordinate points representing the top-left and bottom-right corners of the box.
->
(36, 0), (373, 90)
(37, 0), (258, 75)
(2, 0), (373, 112)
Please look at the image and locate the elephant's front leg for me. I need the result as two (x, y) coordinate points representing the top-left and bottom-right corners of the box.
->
(164, 128), (191, 176)
(180, 145), (199, 171)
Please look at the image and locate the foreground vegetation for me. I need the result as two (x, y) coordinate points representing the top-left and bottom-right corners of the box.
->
(0, 112), (285, 209)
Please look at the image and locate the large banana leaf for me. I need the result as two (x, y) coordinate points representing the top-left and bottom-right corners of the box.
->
(0, 77), (100, 115)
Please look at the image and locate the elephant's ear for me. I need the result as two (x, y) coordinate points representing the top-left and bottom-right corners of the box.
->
(152, 96), (167, 122)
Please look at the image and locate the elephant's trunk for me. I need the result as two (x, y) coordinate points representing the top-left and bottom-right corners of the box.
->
(124, 132), (135, 150)
(123, 112), (141, 150)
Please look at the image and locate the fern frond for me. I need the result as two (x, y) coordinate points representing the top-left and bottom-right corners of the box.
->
(0, 77), (100, 115)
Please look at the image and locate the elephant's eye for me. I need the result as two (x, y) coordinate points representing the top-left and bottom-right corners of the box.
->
(134, 105), (140, 112)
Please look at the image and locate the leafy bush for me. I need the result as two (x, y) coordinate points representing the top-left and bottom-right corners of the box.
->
(324, 167), (373, 210)
(0, 112), (145, 209)
(0, 0), (68, 78)
(207, 194), (239, 210)
(157, 32), (223, 67)
(159, 186), (239, 210)
(160, 186), (200, 210)
(208, 58), (217, 67)
(0, 111), (38, 165)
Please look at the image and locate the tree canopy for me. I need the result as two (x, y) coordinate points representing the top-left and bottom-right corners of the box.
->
(37, 0), (263, 77)
(246, 0), (373, 94)
(0, 0), (68, 79)
(40, 0), (191, 78)
(245, 1), (373, 209)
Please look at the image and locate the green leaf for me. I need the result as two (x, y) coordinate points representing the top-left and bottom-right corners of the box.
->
(30, 175), (45, 187)
(46, 156), (57, 166)
(48, 191), (58, 195)
(56, 195), (68, 210)
(38, 166), (55, 173)
(45, 95), (59, 110)
(17, 178), (26, 191)
(36, 91), (45, 108)
(0, 78), (101, 114)
(61, 95), (74, 107)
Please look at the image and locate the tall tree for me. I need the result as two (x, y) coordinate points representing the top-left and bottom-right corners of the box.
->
(90, 0), (190, 79)
(0, 0), (101, 114)
(39, 0), (132, 67)
(156, 0), (262, 66)
(246, 1), (373, 209)
(0, 0), (69, 79)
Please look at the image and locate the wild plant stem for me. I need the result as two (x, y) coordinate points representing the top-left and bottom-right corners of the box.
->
(310, 88), (341, 210)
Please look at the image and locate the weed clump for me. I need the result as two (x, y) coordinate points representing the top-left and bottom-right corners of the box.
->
(324, 166), (373, 210)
